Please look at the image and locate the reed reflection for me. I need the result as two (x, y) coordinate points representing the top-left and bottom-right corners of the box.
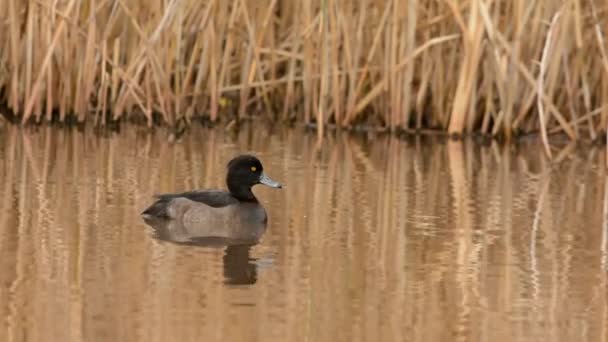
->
(0, 124), (607, 342)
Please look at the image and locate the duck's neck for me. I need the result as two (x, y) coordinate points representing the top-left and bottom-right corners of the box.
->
(227, 179), (257, 202)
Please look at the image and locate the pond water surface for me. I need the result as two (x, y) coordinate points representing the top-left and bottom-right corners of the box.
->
(0, 124), (606, 342)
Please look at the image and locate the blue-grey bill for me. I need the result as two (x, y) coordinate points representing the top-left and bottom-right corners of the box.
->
(259, 173), (282, 188)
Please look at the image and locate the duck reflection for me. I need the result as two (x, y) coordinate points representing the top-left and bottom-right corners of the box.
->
(143, 217), (262, 285)
(222, 244), (258, 285)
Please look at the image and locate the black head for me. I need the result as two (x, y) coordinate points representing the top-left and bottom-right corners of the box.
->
(226, 155), (282, 201)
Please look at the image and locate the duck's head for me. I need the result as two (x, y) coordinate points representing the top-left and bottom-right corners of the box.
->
(226, 154), (282, 201)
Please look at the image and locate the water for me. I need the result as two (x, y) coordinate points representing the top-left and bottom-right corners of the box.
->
(0, 124), (607, 342)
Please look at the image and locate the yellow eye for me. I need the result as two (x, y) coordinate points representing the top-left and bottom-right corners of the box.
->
(251, 166), (257, 172)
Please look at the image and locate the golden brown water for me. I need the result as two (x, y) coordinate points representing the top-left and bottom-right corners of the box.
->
(0, 124), (607, 342)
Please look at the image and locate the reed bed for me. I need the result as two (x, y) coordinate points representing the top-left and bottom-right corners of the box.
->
(0, 0), (607, 145)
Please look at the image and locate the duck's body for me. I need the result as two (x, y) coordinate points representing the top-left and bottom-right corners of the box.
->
(141, 155), (282, 244)
(142, 190), (268, 242)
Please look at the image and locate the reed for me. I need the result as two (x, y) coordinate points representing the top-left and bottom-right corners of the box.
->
(0, 0), (607, 145)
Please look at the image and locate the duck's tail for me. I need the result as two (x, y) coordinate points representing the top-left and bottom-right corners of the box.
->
(141, 198), (172, 219)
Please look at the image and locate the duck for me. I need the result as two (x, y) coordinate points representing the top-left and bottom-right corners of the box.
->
(141, 154), (282, 244)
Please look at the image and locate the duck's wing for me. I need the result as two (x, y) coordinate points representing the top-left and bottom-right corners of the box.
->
(156, 190), (238, 207)
(142, 190), (237, 218)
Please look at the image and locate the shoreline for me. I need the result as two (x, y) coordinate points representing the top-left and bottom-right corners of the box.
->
(1, 111), (601, 149)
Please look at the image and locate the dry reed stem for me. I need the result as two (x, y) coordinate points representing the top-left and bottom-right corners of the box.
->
(588, 0), (608, 166)
(447, 0), (484, 135)
(21, 0), (77, 124)
(537, 12), (562, 159)
(0, 0), (606, 141)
